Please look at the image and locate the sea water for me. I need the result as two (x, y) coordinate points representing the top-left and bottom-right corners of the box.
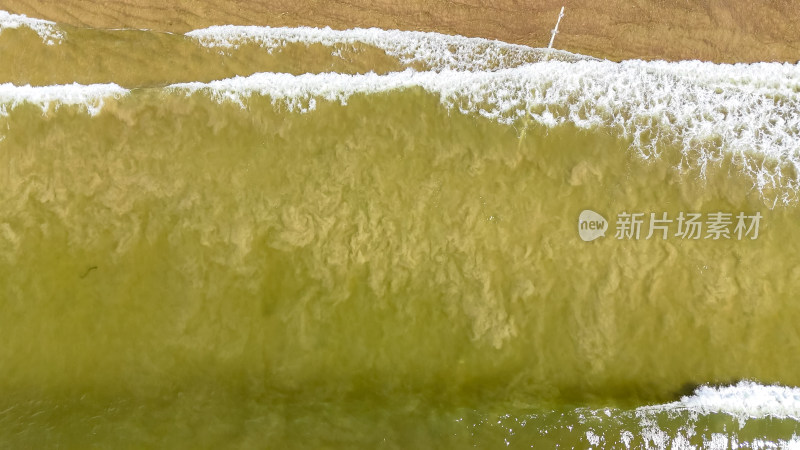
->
(2, 10), (800, 448)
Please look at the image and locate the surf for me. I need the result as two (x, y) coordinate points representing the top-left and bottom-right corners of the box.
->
(2, 8), (800, 449)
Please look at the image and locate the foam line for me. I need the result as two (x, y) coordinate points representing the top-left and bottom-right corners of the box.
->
(0, 82), (128, 116)
(640, 381), (800, 425)
(186, 25), (594, 71)
(168, 60), (800, 201)
(0, 10), (64, 45)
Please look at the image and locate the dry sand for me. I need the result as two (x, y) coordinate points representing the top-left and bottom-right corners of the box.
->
(1, 0), (799, 63)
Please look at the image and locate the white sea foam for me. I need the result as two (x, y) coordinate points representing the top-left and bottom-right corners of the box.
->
(168, 60), (800, 203)
(640, 381), (800, 427)
(186, 25), (593, 72)
(622, 381), (800, 448)
(0, 10), (64, 45)
(2, 12), (799, 202)
(0, 83), (128, 116)
(483, 389), (800, 450)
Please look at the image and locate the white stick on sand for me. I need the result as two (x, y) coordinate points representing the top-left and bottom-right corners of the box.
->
(548, 6), (565, 49)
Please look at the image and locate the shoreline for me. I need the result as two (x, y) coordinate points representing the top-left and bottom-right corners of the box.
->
(2, 1), (799, 64)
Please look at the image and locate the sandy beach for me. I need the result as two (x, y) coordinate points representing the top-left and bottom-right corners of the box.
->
(1, 0), (798, 63)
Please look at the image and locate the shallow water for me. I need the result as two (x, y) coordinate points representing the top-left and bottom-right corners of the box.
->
(2, 10), (800, 449)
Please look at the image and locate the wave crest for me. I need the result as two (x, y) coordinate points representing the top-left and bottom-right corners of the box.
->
(168, 61), (800, 204)
(186, 25), (593, 72)
(0, 10), (64, 45)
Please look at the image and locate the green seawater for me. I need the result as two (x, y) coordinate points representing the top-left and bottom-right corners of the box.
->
(2, 14), (800, 448)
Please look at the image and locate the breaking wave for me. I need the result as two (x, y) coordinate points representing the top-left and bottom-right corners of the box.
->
(186, 24), (594, 71)
(0, 10), (63, 45)
(2, 10), (799, 205)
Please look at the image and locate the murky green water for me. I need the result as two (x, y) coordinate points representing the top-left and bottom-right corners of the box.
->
(2, 11), (800, 448)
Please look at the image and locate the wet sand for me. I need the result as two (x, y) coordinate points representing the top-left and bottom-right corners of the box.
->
(2, 0), (799, 63)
